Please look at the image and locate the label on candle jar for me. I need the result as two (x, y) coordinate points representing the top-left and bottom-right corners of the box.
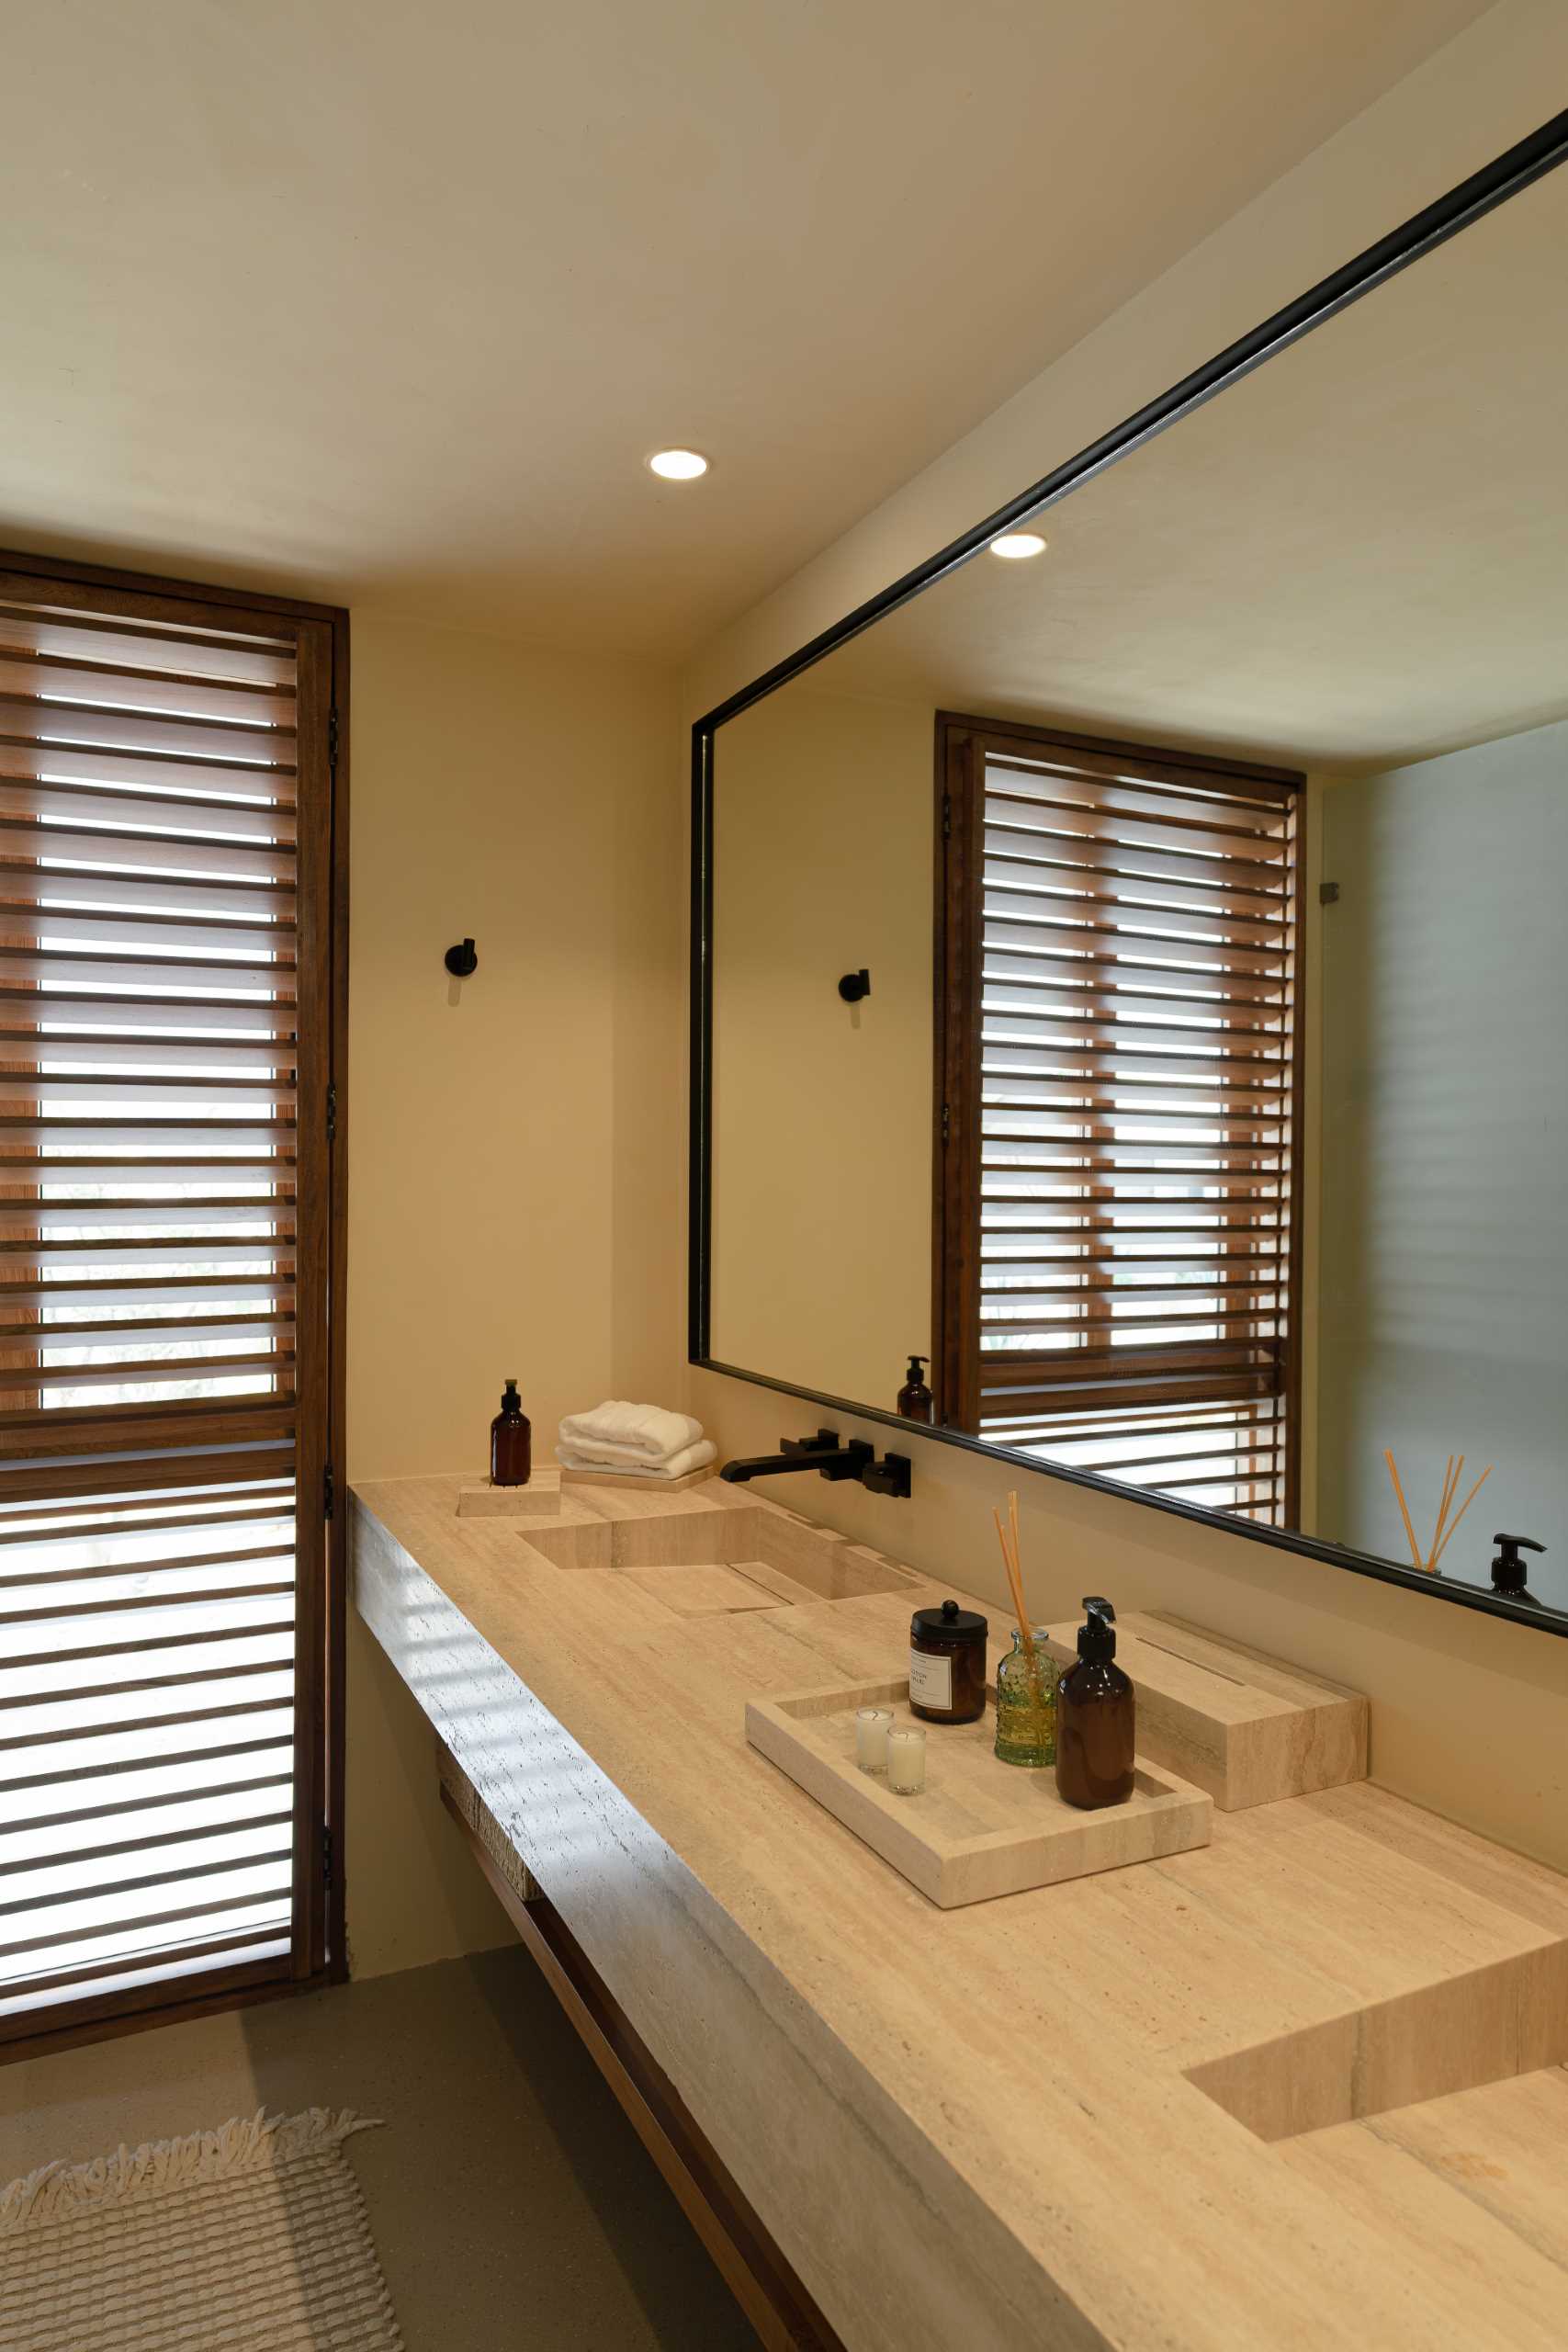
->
(908, 1649), (953, 1713)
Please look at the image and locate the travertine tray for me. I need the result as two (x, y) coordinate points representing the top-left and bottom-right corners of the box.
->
(746, 1675), (1212, 1908)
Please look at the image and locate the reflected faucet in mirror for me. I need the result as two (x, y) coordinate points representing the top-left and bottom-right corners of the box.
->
(719, 1428), (912, 1498)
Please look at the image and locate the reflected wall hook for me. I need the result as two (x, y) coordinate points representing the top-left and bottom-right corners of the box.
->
(838, 968), (871, 1002)
(445, 937), (479, 978)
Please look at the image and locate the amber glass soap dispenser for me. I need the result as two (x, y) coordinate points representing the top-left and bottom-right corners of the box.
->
(490, 1379), (532, 1487)
(897, 1354), (935, 1422)
(1055, 1597), (1134, 1810)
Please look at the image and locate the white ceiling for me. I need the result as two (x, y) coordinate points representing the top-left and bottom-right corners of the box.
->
(801, 157), (1568, 772)
(0, 0), (1489, 657)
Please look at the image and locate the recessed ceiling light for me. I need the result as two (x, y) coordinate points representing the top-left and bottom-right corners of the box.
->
(648, 448), (709, 481)
(990, 531), (1047, 560)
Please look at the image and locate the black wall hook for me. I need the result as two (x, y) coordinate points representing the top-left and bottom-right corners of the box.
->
(445, 938), (479, 978)
(838, 968), (871, 1003)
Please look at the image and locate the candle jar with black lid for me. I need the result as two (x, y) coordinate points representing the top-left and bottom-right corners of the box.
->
(908, 1599), (988, 1724)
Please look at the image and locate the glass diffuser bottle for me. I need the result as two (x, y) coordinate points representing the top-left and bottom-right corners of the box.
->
(993, 1629), (1057, 1768)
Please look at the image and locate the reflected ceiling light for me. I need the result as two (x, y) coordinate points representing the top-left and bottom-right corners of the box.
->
(647, 447), (709, 480)
(989, 530), (1048, 560)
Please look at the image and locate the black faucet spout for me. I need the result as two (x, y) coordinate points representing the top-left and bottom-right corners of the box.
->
(718, 1429), (911, 1498)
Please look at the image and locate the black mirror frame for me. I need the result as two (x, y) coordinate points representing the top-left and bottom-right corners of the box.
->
(689, 107), (1568, 1640)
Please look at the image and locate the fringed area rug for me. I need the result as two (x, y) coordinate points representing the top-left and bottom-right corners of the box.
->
(0, 2108), (403, 2350)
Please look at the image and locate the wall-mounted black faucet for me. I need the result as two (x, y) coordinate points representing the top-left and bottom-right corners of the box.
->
(719, 1427), (911, 1498)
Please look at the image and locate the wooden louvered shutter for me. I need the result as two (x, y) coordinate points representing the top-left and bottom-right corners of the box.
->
(936, 717), (1303, 1526)
(0, 561), (341, 2041)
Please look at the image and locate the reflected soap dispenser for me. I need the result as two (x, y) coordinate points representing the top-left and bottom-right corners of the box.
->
(490, 1380), (532, 1487)
(1490, 1533), (1545, 1607)
(897, 1354), (935, 1423)
(1055, 1598), (1134, 1810)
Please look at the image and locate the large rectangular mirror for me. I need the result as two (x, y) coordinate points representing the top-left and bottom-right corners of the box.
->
(693, 122), (1568, 1630)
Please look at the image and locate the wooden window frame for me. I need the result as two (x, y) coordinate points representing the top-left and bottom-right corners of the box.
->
(0, 545), (349, 2060)
(932, 710), (1305, 1523)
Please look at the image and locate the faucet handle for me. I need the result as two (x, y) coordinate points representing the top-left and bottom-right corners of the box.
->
(861, 1452), (912, 1499)
(781, 1429), (842, 1457)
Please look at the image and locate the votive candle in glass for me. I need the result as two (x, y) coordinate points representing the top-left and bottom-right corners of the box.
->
(855, 1706), (893, 1773)
(886, 1724), (927, 1795)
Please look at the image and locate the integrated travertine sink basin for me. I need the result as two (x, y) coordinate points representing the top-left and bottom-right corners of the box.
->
(521, 1505), (919, 1615)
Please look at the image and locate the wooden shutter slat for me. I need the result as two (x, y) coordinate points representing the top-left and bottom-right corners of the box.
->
(1, 1275), (294, 1307)
(981, 961), (1288, 1014)
(983, 1041), (1287, 1081)
(0, 1316), (292, 1354)
(0, 651), (294, 729)
(982, 833), (1289, 905)
(2, 1077), (296, 1108)
(982, 1244), (1287, 1271)
(0, 1036), (296, 1076)
(0, 1197), (296, 1227)
(984, 1083), (1288, 1120)
(0, 1585), (293, 1629)
(983, 887), (1291, 952)
(983, 739), (1295, 810)
(984, 816), (1287, 890)
(0, 1500), (291, 1549)
(0, 905), (296, 956)
(7, 868), (295, 922)
(0, 598), (291, 678)
(0, 1356), (294, 1398)
(0, 987), (296, 1035)
(1, 1771), (292, 1838)
(0, 818), (295, 879)
(0, 1119), (296, 1147)
(0, 777), (295, 837)
(0, 693), (292, 769)
(0, 1541), (294, 1590)
(983, 927), (1290, 990)
(0, 949), (295, 993)
(985, 789), (1288, 864)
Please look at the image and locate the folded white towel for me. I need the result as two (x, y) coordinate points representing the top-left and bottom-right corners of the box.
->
(557, 1400), (704, 1464)
(557, 1438), (716, 1482)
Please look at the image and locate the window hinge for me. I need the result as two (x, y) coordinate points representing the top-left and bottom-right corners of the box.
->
(325, 1080), (338, 1143)
(1319, 880), (1340, 906)
(328, 707), (340, 775)
(323, 1462), (335, 1521)
(942, 1102), (951, 1147)
(942, 793), (953, 842)
(321, 1823), (334, 1890)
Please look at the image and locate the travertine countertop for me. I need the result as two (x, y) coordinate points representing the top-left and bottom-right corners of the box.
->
(352, 1472), (1568, 2351)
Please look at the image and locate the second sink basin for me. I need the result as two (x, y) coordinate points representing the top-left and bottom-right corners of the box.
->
(522, 1504), (919, 1613)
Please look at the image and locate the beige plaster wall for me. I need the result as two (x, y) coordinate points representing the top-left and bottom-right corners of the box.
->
(344, 611), (682, 1973)
(682, 5), (1568, 1876)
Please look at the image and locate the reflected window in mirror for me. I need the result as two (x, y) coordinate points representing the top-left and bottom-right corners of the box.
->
(933, 716), (1304, 1524)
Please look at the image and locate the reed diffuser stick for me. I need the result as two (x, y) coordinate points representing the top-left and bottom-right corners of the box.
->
(1383, 1449), (1423, 1571)
(1428, 1454), (1461, 1568)
(1430, 1464), (1493, 1571)
(992, 1504), (1034, 1657)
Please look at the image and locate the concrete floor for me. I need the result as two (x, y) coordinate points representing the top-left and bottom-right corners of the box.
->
(0, 1949), (761, 2350)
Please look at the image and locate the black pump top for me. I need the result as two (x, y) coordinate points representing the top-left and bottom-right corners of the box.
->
(1491, 1533), (1545, 1596)
(905, 1354), (929, 1383)
(499, 1380), (523, 1416)
(1076, 1596), (1118, 1662)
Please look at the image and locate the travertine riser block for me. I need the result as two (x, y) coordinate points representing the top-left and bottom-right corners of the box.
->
(1039, 1610), (1368, 1811)
(457, 1467), (565, 1518)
